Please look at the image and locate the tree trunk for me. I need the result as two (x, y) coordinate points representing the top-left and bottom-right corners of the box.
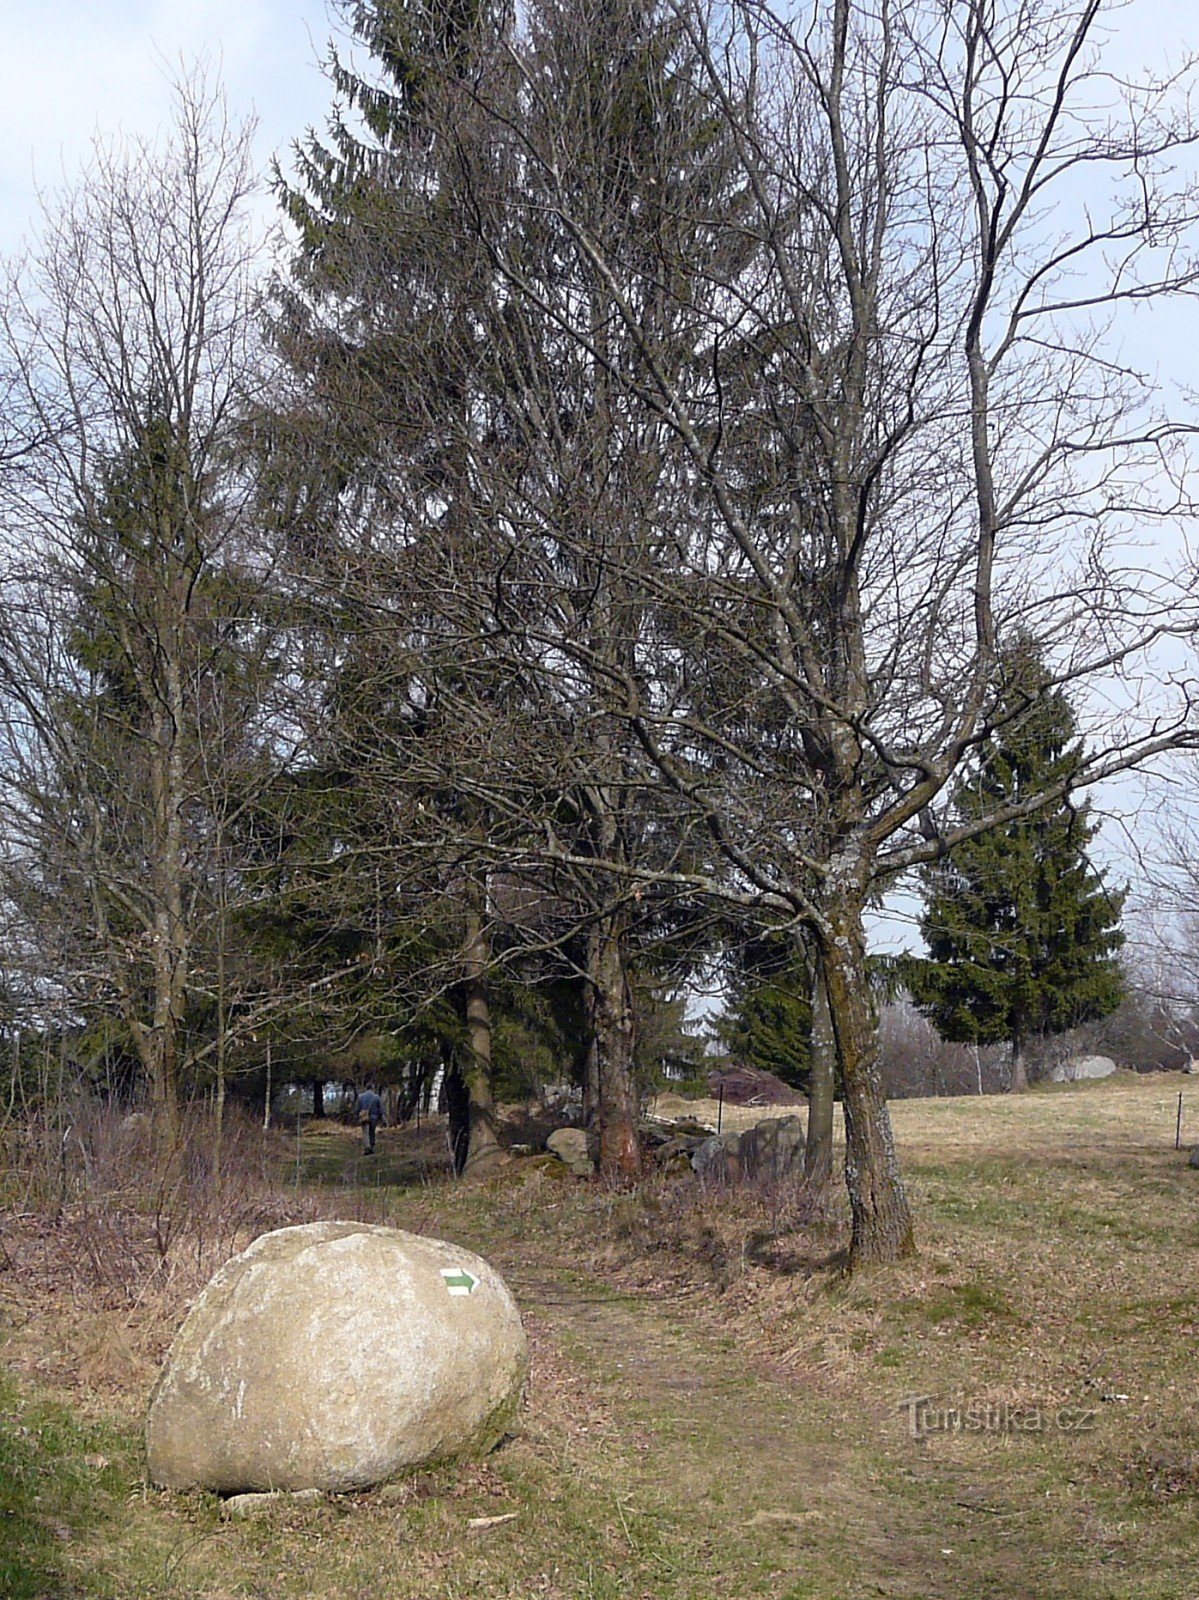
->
(444, 1054), (471, 1175)
(398, 1057), (435, 1123)
(804, 955), (836, 1186)
(213, 867), (227, 1193)
(148, 643), (189, 1141)
(580, 975), (600, 1130)
(421, 1056), (438, 1115)
(820, 896), (915, 1267)
(589, 922), (642, 1182)
(460, 907), (504, 1176)
(312, 1080), (325, 1118)
(154, 1023), (180, 1139)
(1009, 1022), (1029, 1093)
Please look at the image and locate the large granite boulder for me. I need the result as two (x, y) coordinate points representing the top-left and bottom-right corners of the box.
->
(1050, 1055), (1117, 1083)
(146, 1221), (527, 1494)
(692, 1115), (806, 1184)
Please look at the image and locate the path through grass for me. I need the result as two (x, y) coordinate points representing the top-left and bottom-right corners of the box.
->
(2, 1073), (1197, 1597)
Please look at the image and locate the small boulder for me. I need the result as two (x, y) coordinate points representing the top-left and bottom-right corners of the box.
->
(220, 1489), (322, 1520)
(653, 1135), (711, 1165)
(546, 1127), (593, 1177)
(146, 1221), (528, 1494)
(739, 1115), (806, 1182)
(1189, 1147), (1199, 1170)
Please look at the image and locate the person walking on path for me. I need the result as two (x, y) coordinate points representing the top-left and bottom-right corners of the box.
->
(355, 1086), (384, 1154)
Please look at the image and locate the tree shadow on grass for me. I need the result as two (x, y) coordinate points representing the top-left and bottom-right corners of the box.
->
(743, 1228), (851, 1277)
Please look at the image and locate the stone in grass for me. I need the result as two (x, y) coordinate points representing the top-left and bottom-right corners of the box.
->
(545, 1127), (594, 1177)
(221, 1488), (323, 1519)
(691, 1130), (743, 1183)
(1049, 1054), (1117, 1083)
(1189, 1146), (1199, 1170)
(146, 1221), (528, 1494)
(739, 1115), (806, 1182)
(692, 1116), (806, 1185)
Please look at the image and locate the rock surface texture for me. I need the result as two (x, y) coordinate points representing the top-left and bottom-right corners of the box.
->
(546, 1127), (594, 1176)
(739, 1115), (806, 1181)
(146, 1221), (528, 1494)
(1049, 1055), (1118, 1083)
(692, 1115), (806, 1184)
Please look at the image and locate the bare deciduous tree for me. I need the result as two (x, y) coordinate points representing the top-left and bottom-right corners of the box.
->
(437, 0), (1199, 1264)
(0, 76), (277, 1134)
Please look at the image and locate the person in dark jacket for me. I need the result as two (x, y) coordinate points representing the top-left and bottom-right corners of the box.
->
(355, 1086), (384, 1154)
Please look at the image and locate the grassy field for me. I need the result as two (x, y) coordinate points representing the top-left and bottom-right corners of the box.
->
(1, 1072), (1197, 1598)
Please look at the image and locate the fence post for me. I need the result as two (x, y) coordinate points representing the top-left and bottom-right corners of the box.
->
(1176, 1091), (1183, 1152)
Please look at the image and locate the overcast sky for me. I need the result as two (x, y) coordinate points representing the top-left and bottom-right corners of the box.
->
(1, 2), (1195, 252)
(1, 2), (1196, 298)
(0, 0), (333, 253)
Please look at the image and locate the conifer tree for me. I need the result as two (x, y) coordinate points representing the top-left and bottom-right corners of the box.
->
(272, 0), (516, 1175)
(717, 935), (813, 1089)
(275, 0), (731, 1180)
(909, 641), (1125, 1091)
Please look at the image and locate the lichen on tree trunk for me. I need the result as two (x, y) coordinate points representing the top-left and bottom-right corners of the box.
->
(819, 897), (915, 1267)
(804, 956), (836, 1187)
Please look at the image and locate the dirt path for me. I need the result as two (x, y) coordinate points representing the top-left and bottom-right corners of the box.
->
(288, 1126), (1155, 1599)
(293, 1125), (1080, 1600)
(492, 1259), (1033, 1600)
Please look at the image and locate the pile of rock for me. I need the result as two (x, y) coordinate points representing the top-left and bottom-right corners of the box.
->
(542, 1116), (718, 1175)
(539, 1110), (810, 1183)
(642, 1117), (714, 1166)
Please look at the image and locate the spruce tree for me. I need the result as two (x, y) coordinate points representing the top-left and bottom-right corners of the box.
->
(909, 641), (1125, 1091)
(717, 934), (813, 1090)
(274, 0), (732, 1179)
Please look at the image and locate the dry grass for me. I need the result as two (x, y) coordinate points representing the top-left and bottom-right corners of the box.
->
(410, 1072), (1199, 1597)
(0, 1104), (391, 1411)
(2, 1074), (1198, 1598)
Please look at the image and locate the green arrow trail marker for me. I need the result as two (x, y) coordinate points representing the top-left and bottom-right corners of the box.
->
(441, 1267), (479, 1297)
